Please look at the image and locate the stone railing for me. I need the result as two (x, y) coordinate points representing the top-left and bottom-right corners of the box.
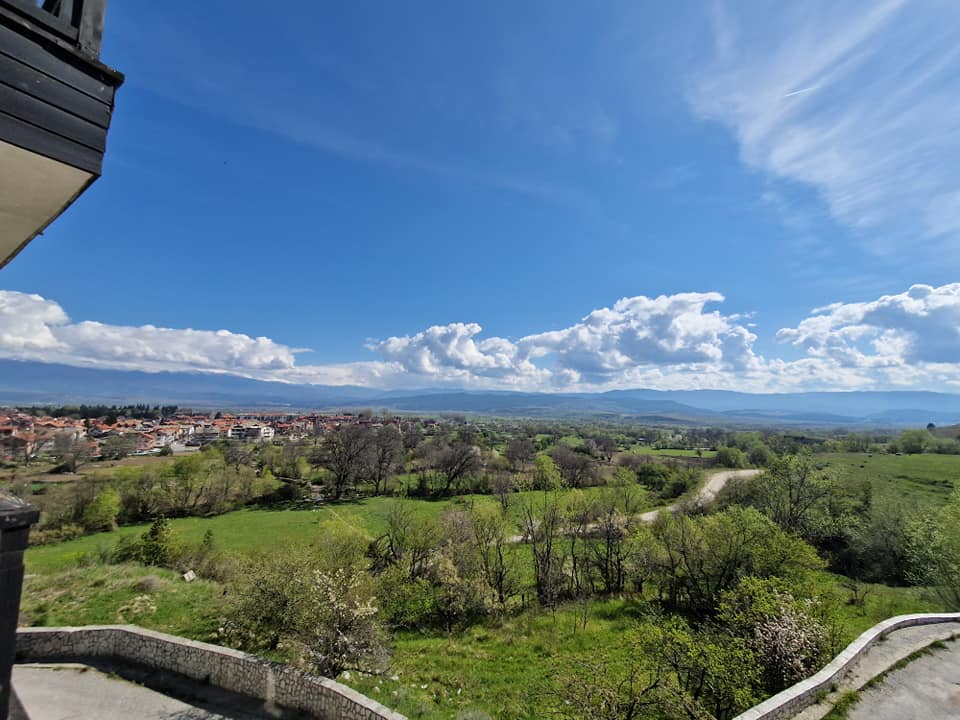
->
(16, 625), (406, 720)
(733, 612), (960, 720)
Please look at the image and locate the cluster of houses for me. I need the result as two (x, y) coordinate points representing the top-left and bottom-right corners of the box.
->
(0, 409), (436, 462)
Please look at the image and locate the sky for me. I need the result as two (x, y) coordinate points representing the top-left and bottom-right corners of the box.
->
(3, 0), (960, 393)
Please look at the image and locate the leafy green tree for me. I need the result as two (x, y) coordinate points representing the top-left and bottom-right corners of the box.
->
(716, 446), (747, 469)
(532, 453), (563, 490)
(906, 489), (960, 609)
(224, 550), (383, 676)
(81, 487), (121, 531)
(898, 429), (932, 454)
(648, 507), (823, 614)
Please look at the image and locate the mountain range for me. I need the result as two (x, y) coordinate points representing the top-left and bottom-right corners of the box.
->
(1, 360), (957, 428)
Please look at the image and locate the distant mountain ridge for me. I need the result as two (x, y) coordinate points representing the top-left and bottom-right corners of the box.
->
(0, 360), (958, 428)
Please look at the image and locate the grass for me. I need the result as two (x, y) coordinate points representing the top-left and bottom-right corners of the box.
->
(818, 452), (959, 508)
(25, 485), (660, 575)
(823, 690), (861, 719)
(21, 564), (222, 641)
(821, 636), (958, 719)
(18, 455), (954, 719)
(630, 446), (718, 458)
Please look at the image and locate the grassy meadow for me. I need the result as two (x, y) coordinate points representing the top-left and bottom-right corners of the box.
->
(817, 452), (960, 508)
(17, 450), (960, 718)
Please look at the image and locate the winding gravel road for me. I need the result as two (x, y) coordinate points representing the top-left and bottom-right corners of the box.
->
(636, 468), (761, 523)
(510, 467), (762, 543)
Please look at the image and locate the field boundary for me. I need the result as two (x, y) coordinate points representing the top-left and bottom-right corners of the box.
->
(734, 612), (960, 720)
(16, 625), (406, 720)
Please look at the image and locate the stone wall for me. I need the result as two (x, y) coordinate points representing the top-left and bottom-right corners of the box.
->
(733, 612), (960, 720)
(16, 625), (406, 720)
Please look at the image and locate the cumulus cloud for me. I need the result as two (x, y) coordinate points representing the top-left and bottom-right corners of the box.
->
(6, 285), (960, 392)
(372, 292), (760, 389)
(776, 283), (960, 384)
(0, 290), (298, 374)
(690, 1), (960, 254)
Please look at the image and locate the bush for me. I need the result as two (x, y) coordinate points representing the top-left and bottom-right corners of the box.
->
(716, 446), (748, 469)
(81, 487), (121, 532)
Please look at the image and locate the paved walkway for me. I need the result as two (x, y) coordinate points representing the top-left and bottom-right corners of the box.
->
(11, 663), (271, 720)
(794, 623), (960, 720)
(846, 639), (960, 720)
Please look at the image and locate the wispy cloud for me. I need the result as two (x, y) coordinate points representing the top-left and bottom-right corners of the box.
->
(690, 1), (960, 256)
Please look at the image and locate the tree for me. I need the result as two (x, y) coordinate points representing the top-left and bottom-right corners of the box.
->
(224, 551), (383, 677)
(434, 442), (481, 494)
(551, 446), (597, 488)
(720, 455), (832, 540)
(898, 428), (932, 455)
(100, 434), (137, 461)
(140, 516), (174, 567)
(468, 505), (518, 607)
(648, 507), (823, 614)
(718, 577), (834, 693)
(365, 425), (402, 495)
(81, 487), (121, 531)
(53, 431), (90, 473)
(906, 489), (960, 609)
(320, 425), (373, 499)
(504, 437), (535, 471)
(595, 435), (618, 463)
(716, 446), (747, 469)
(532, 453), (562, 490)
(520, 491), (567, 606)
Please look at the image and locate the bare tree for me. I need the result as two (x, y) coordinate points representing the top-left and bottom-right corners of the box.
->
(53, 431), (90, 473)
(505, 437), (535, 471)
(435, 442), (481, 494)
(321, 425), (373, 499)
(366, 425), (402, 495)
(551, 446), (597, 488)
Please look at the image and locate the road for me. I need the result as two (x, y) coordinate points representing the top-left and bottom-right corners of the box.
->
(636, 468), (761, 523)
(510, 467), (762, 543)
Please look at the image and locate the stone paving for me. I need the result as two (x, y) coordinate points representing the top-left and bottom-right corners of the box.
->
(11, 662), (270, 720)
(794, 623), (960, 720)
(845, 639), (960, 720)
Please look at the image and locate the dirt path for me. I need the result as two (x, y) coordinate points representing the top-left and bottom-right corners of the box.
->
(510, 468), (761, 543)
(636, 468), (761, 523)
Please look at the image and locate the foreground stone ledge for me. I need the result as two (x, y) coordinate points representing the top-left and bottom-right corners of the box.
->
(734, 612), (960, 720)
(15, 625), (405, 720)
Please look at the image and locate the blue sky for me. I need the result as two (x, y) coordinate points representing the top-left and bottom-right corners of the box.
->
(2, 1), (960, 392)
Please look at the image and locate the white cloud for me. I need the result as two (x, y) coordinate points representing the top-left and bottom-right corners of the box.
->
(777, 283), (960, 375)
(372, 292), (760, 389)
(690, 1), (960, 254)
(6, 285), (960, 393)
(0, 290), (297, 374)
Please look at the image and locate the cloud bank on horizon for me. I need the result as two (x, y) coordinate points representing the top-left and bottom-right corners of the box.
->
(3, 285), (960, 393)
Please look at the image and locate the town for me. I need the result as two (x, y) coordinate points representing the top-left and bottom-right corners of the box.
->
(0, 406), (438, 463)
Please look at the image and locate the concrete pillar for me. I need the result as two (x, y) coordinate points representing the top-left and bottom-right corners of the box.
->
(0, 495), (38, 720)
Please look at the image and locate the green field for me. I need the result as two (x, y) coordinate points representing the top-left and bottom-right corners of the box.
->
(19, 453), (957, 719)
(818, 452), (960, 509)
(25, 483), (658, 575)
(19, 559), (940, 719)
(629, 446), (718, 458)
